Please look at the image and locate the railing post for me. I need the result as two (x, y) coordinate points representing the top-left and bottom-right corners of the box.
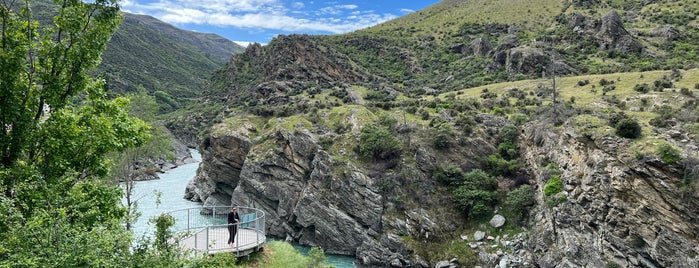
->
(187, 208), (190, 231)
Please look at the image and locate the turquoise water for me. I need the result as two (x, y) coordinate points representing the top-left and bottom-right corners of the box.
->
(127, 149), (356, 267)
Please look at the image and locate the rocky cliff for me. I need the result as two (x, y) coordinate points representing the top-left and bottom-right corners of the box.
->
(185, 112), (497, 266)
(520, 124), (699, 268)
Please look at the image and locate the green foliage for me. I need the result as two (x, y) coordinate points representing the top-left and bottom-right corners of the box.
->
(262, 241), (310, 268)
(483, 153), (520, 176)
(502, 184), (535, 225)
(433, 123), (456, 149)
(544, 175), (563, 197)
(615, 118), (642, 139)
(358, 124), (402, 160)
(435, 165), (465, 186)
(510, 113), (530, 126)
(500, 123), (519, 144)
(634, 83), (651, 93)
(189, 253), (238, 268)
(657, 143), (681, 164)
(0, 1), (160, 266)
(307, 247), (329, 268)
(452, 169), (498, 219)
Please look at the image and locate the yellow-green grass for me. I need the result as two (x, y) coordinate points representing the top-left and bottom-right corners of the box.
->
(440, 69), (699, 106)
(239, 240), (308, 268)
(361, 0), (562, 43)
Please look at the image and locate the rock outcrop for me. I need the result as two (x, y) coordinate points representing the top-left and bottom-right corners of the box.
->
(570, 10), (643, 53)
(520, 124), (699, 268)
(185, 115), (477, 267)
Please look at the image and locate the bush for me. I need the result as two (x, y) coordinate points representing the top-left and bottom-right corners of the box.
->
(634, 83), (650, 93)
(544, 175), (563, 197)
(502, 184), (535, 225)
(435, 165), (465, 186)
(657, 143), (681, 164)
(499, 123), (519, 144)
(359, 124), (402, 160)
(615, 118), (642, 139)
(484, 153), (519, 176)
(510, 113), (529, 125)
(433, 123), (456, 149)
(452, 169), (498, 219)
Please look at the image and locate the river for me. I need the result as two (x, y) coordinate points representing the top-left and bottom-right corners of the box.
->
(126, 149), (357, 267)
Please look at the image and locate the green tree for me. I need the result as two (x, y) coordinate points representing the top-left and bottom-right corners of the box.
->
(110, 87), (175, 230)
(452, 169), (498, 219)
(0, 0), (150, 266)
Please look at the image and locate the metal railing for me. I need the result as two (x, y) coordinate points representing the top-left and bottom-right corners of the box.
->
(166, 206), (266, 255)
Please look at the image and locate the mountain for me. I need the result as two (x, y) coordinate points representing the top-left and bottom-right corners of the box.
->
(29, 0), (245, 111)
(179, 0), (699, 267)
(98, 13), (245, 105)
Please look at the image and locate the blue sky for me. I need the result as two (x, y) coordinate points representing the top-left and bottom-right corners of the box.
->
(120, 0), (440, 46)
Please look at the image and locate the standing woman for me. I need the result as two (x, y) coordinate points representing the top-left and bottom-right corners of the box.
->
(228, 207), (240, 248)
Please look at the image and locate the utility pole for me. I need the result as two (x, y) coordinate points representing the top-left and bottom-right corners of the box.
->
(551, 51), (558, 122)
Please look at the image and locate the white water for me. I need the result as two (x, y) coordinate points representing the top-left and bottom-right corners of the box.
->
(126, 149), (356, 267)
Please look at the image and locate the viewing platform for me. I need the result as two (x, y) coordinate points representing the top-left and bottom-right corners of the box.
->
(166, 206), (266, 257)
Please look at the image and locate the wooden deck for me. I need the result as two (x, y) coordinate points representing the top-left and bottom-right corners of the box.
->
(178, 227), (266, 256)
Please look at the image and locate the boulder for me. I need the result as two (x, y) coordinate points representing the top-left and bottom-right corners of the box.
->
(650, 25), (680, 41)
(471, 38), (492, 57)
(595, 10), (642, 52)
(490, 214), (506, 228)
(474, 231), (486, 241)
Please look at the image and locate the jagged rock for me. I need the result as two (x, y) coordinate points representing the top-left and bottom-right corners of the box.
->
(489, 214), (506, 228)
(415, 147), (436, 172)
(650, 25), (680, 41)
(595, 10), (642, 52)
(471, 37), (492, 57)
(478, 251), (498, 264)
(434, 260), (451, 268)
(413, 255), (429, 268)
(497, 35), (520, 50)
(474, 231), (486, 241)
(184, 120), (255, 204)
(521, 124), (699, 268)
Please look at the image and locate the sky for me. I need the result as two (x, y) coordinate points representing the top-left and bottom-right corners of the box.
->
(120, 0), (440, 46)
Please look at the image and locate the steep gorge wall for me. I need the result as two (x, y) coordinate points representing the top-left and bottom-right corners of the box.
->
(183, 119), (465, 267)
(520, 124), (699, 267)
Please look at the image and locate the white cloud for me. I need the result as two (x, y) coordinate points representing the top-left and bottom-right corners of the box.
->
(400, 8), (415, 13)
(121, 0), (398, 35)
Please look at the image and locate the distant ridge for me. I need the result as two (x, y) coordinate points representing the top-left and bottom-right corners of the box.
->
(98, 12), (245, 100)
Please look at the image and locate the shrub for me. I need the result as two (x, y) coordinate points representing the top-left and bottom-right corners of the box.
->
(544, 175), (563, 197)
(510, 113), (529, 126)
(500, 123), (519, 144)
(657, 143), (681, 164)
(452, 169), (498, 219)
(433, 123), (456, 149)
(615, 118), (642, 139)
(502, 184), (535, 225)
(484, 153), (519, 176)
(680, 87), (693, 97)
(634, 83), (650, 93)
(577, 80), (590, 86)
(359, 125), (402, 160)
(435, 165), (465, 186)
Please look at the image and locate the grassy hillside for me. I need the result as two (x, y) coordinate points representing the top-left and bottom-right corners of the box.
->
(98, 13), (245, 108)
(29, 0), (245, 112)
(181, 1), (699, 265)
